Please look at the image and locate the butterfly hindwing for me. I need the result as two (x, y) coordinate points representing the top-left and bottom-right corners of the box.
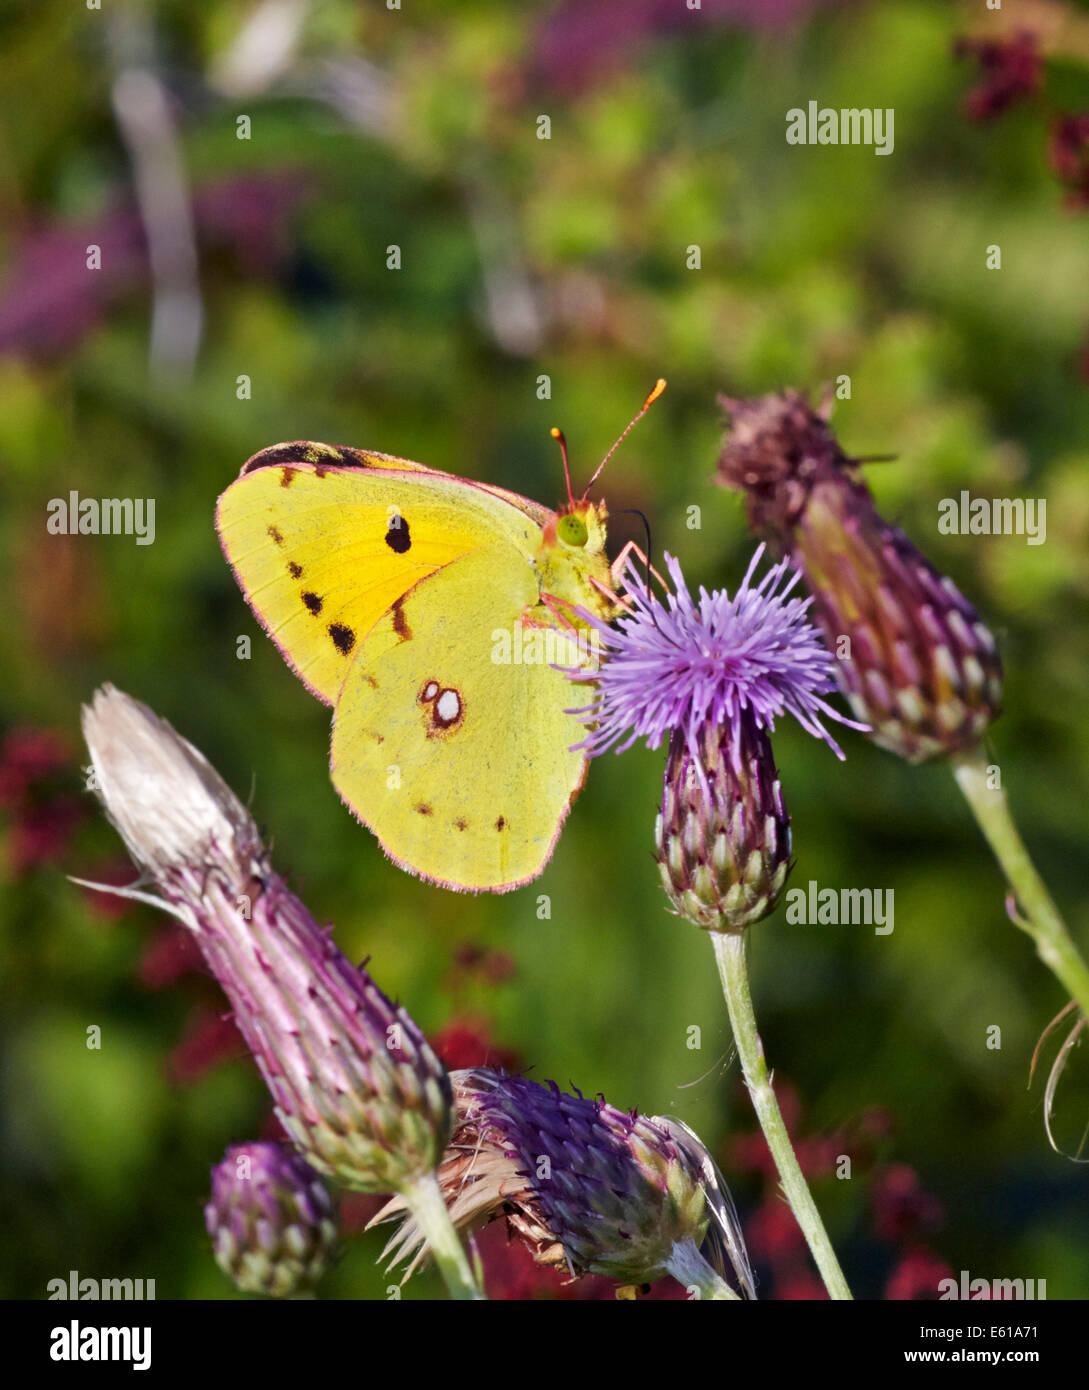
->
(216, 442), (544, 705)
(330, 545), (589, 892)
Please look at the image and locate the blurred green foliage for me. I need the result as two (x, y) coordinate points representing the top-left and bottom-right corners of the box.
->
(1, 0), (1088, 1300)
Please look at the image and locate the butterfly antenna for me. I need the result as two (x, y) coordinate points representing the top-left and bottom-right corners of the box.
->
(550, 427), (576, 507)
(581, 378), (667, 499)
(850, 452), (899, 465)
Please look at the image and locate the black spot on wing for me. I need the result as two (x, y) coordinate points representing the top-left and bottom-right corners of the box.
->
(416, 803), (433, 816)
(288, 561), (302, 578)
(495, 816), (506, 831)
(385, 515), (411, 553)
(302, 591), (323, 614)
(267, 526), (284, 546)
(328, 623), (355, 655)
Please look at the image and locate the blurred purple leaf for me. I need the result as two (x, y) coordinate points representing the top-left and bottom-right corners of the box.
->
(0, 173), (312, 360)
(531, 0), (836, 94)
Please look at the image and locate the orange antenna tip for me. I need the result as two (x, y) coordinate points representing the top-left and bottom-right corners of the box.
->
(581, 376), (668, 497)
(550, 426), (563, 440)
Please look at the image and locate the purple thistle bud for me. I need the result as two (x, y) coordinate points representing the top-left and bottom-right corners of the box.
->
(717, 391), (1003, 764)
(79, 685), (452, 1195)
(205, 1143), (338, 1297)
(657, 716), (792, 933)
(374, 1068), (756, 1299)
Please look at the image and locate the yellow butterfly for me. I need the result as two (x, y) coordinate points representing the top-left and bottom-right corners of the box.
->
(216, 382), (664, 893)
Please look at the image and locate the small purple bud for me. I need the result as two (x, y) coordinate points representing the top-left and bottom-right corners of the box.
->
(205, 1143), (337, 1297)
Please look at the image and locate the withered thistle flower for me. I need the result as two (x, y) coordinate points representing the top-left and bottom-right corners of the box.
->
(568, 551), (857, 931)
(78, 686), (451, 1195)
(717, 391), (1003, 764)
(373, 1067), (755, 1300)
(206, 1143), (338, 1297)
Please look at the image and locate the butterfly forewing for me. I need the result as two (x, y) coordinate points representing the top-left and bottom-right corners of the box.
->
(216, 446), (542, 705)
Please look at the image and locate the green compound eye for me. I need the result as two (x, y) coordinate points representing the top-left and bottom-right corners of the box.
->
(558, 513), (588, 547)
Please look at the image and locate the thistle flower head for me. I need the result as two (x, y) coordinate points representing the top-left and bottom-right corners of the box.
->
(569, 548), (860, 770)
(564, 551), (857, 933)
(373, 1067), (755, 1298)
(80, 685), (452, 1195)
(717, 390), (1003, 763)
(205, 1143), (338, 1297)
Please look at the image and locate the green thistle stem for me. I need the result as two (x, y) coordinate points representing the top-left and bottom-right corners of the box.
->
(399, 1171), (485, 1301)
(711, 932), (852, 1301)
(952, 743), (1089, 1020)
(664, 1239), (741, 1300)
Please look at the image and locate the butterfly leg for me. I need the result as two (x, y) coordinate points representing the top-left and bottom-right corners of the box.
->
(538, 590), (580, 632)
(609, 538), (645, 584)
(610, 540), (668, 586)
(589, 542), (667, 610)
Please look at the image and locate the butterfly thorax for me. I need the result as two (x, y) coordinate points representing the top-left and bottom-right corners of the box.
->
(531, 500), (616, 626)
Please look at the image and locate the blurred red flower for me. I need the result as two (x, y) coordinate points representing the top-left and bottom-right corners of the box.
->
(0, 726), (85, 874)
(167, 1010), (247, 1085)
(431, 1015), (521, 1072)
(871, 1163), (943, 1243)
(885, 1247), (954, 1301)
(955, 31), (1041, 121)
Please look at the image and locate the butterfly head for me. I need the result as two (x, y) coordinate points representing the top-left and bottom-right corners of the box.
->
(551, 497), (608, 556)
(536, 497), (611, 617)
(536, 381), (665, 623)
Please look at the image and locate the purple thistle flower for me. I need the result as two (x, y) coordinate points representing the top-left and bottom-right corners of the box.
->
(373, 1067), (755, 1299)
(205, 1143), (338, 1298)
(565, 551), (861, 932)
(568, 548), (861, 772)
